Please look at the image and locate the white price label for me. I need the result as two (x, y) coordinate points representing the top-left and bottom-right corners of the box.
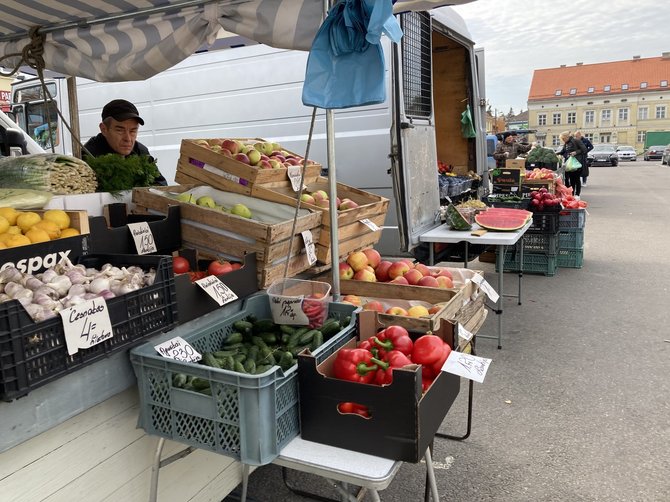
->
(128, 222), (157, 255)
(301, 230), (317, 266)
(195, 275), (238, 306)
(471, 274), (500, 303)
(155, 336), (202, 363)
(60, 298), (113, 356)
(359, 218), (380, 232)
(458, 324), (475, 343)
(287, 165), (303, 192)
(441, 351), (492, 383)
(270, 295), (310, 325)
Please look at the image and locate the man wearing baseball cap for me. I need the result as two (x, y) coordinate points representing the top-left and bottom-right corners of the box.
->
(83, 99), (167, 184)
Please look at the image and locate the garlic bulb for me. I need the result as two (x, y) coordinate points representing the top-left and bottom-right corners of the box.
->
(47, 275), (72, 297)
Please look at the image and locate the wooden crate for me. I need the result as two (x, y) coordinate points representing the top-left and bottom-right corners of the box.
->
(251, 177), (389, 264)
(132, 185), (322, 288)
(177, 138), (321, 191)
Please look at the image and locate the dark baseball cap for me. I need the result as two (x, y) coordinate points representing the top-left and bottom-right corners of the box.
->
(102, 99), (144, 125)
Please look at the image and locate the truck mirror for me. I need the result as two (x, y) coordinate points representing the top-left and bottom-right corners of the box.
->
(5, 128), (28, 155)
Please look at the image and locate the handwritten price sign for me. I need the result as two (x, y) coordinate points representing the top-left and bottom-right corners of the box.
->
(471, 273), (499, 303)
(155, 336), (202, 363)
(195, 275), (238, 306)
(301, 230), (317, 266)
(60, 298), (113, 355)
(270, 295), (309, 325)
(128, 222), (157, 255)
(287, 166), (303, 192)
(441, 351), (492, 383)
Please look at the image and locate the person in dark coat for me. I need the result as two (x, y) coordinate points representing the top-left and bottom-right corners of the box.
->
(558, 131), (587, 198)
(82, 99), (167, 185)
(492, 132), (532, 167)
(574, 130), (593, 186)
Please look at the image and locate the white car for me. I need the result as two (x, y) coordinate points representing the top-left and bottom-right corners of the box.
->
(616, 145), (637, 161)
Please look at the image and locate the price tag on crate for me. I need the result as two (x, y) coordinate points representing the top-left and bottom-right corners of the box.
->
(441, 351), (492, 383)
(287, 165), (303, 192)
(270, 295), (310, 325)
(359, 218), (380, 232)
(301, 230), (317, 266)
(155, 336), (202, 363)
(195, 275), (238, 306)
(127, 222), (157, 254)
(458, 323), (475, 343)
(471, 273), (499, 303)
(60, 298), (114, 356)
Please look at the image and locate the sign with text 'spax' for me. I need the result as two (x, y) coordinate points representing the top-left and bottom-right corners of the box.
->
(127, 222), (157, 255)
(155, 336), (202, 363)
(441, 351), (492, 383)
(60, 298), (113, 355)
(195, 275), (238, 306)
(471, 273), (499, 303)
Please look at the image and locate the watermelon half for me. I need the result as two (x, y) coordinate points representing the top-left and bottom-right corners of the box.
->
(475, 207), (532, 231)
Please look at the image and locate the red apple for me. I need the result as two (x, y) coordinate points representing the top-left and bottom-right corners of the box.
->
(234, 153), (250, 165)
(220, 148), (233, 158)
(339, 262), (354, 280)
(300, 193), (316, 205)
(341, 294), (361, 306)
(375, 260), (393, 282)
(208, 138), (223, 147)
(427, 304), (443, 315)
(436, 276), (454, 289)
(353, 269), (376, 282)
(400, 258), (415, 269)
(347, 251), (369, 272)
(431, 267), (453, 279)
(339, 198), (359, 210)
(403, 269), (423, 285)
(414, 263), (431, 277)
(222, 139), (240, 155)
(363, 301), (384, 312)
(418, 275), (440, 288)
(389, 276), (409, 285)
(385, 306), (409, 316)
(362, 248), (381, 269)
(258, 159), (272, 169)
(388, 261), (410, 280)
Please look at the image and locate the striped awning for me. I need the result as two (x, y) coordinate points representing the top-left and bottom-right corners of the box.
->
(0, 0), (474, 82)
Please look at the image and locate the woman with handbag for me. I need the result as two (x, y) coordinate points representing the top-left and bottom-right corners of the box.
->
(558, 131), (588, 198)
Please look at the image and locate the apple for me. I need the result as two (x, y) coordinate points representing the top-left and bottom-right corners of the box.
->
(339, 262), (354, 280)
(375, 260), (393, 282)
(436, 275), (454, 289)
(285, 158), (301, 166)
(221, 139), (240, 155)
(339, 198), (359, 210)
(300, 193), (316, 205)
(268, 159), (283, 169)
(400, 259), (415, 269)
(259, 154), (270, 162)
(258, 159), (272, 169)
(316, 198), (330, 209)
(388, 261), (410, 280)
(341, 294), (361, 307)
(271, 153), (286, 162)
(418, 276), (440, 288)
(347, 251), (369, 272)
(414, 263), (431, 277)
(385, 306), (409, 316)
(390, 276), (409, 285)
(431, 267), (453, 279)
(407, 305), (430, 318)
(247, 149), (262, 166)
(241, 144), (255, 154)
(196, 196), (216, 208)
(353, 269), (376, 282)
(428, 304), (443, 315)
(403, 269), (423, 285)
(208, 138), (223, 147)
(234, 153), (250, 165)
(362, 248), (381, 269)
(363, 301), (384, 312)
(194, 139), (209, 147)
(220, 148), (233, 158)
(335, 197), (342, 209)
(210, 145), (222, 153)
(313, 190), (329, 200)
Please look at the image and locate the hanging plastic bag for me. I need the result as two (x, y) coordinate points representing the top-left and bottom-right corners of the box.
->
(564, 156), (582, 172)
(461, 104), (477, 138)
(302, 0), (402, 109)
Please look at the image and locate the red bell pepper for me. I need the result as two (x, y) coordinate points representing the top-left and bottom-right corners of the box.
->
(372, 325), (413, 357)
(412, 334), (451, 385)
(371, 350), (413, 385)
(357, 338), (380, 358)
(337, 401), (370, 418)
(428, 343), (451, 378)
(333, 348), (379, 384)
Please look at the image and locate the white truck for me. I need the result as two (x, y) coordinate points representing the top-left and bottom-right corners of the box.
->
(0, 109), (44, 156)
(10, 7), (486, 256)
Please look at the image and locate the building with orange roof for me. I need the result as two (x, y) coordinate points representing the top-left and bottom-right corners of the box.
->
(527, 53), (670, 152)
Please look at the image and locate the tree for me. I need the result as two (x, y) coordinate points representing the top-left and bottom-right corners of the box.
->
(506, 107), (515, 120)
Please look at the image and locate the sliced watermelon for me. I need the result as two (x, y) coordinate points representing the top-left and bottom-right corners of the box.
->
(484, 207), (532, 221)
(475, 208), (530, 231)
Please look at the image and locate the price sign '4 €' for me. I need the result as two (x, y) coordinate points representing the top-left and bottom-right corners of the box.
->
(127, 222), (157, 255)
(60, 298), (114, 355)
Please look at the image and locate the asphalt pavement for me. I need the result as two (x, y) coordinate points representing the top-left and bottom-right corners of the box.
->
(224, 160), (670, 502)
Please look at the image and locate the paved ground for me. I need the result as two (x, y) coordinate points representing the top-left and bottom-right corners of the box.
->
(225, 161), (670, 501)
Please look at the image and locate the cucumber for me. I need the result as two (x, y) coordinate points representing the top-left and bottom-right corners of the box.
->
(191, 377), (210, 391)
(310, 331), (324, 351)
(232, 353), (247, 363)
(172, 373), (188, 388)
(234, 360), (247, 373)
(252, 319), (277, 333)
(298, 329), (319, 345)
(220, 355), (235, 371)
(319, 319), (341, 338)
(278, 351), (294, 371)
(279, 325), (297, 336)
(233, 320), (253, 334)
(259, 332), (278, 345)
(213, 349), (239, 358)
(202, 352), (222, 369)
(247, 345), (260, 362)
(251, 335), (269, 351)
(224, 332), (244, 345)
(243, 359), (256, 374)
(254, 364), (273, 374)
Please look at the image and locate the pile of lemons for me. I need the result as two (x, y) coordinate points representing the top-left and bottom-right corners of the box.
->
(0, 208), (80, 249)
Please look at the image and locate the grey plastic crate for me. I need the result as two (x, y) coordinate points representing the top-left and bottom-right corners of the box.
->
(130, 293), (356, 465)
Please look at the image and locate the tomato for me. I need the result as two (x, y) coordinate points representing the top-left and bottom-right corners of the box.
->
(188, 271), (207, 282)
(207, 259), (233, 276)
(230, 262), (242, 270)
(172, 256), (191, 274)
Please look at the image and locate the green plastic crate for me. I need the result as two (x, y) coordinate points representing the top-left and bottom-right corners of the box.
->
(559, 229), (584, 249)
(497, 247), (557, 276)
(520, 232), (559, 255)
(559, 209), (586, 229)
(557, 248), (584, 268)
(130, 293), (356, 465)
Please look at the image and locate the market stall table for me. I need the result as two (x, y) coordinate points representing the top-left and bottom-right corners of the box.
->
(419, 220), (532, 348)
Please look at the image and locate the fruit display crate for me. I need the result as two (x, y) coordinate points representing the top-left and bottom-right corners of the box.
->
(175, 138), (322, 192)
(0, 254), (178, 402)
(558, 228), (585, 250)
(132, 185), (322, 289)
(559, 208), (587, 230)
(522, 178), (556, 194)
(130, 294), (357, 465)
(557, 248), (584, 268)
(497, 247), (557, 277)
(520, 231), (559, 255)
(528, 211), (559, 234)
(482, 195), (530, 210)
(251, 177), (389, 264)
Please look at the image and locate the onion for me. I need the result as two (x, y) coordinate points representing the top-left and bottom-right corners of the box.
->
(47, 275), (72, 297)
(89, 277), (111, 294)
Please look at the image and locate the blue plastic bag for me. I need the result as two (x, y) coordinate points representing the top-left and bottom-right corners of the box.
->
(302, 0), (402, 109)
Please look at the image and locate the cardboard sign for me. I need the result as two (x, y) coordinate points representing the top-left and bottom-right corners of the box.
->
(60, 298), (113, 355)
(155, 336), (202, 363)
(301, 230), (317, 266)
(359, 218), (380, 232)
(270, 295), (309, 325)
(195, 275), (238, 306)
(471, 274), (500, 303)
(287, 165), (303, 192)
(127, 222), (157, 255)
(441, 351), (492, 383)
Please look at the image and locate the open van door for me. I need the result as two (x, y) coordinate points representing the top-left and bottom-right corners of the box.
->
(391, 11), (441, 252)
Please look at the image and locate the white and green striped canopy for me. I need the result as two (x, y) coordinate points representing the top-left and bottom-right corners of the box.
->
(0, 0), (473, 81)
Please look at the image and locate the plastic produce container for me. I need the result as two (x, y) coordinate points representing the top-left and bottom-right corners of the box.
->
(267, 278), (332, 328)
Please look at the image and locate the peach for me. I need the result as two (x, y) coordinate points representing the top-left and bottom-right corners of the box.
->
(339, 262), (354, 280)
(388, 261), (410, 280)
(403, 269), (423, 285)
(375, 260), (393, 282)
(363, 301), (384, 312)
(418, 275), (440, 288)
(436, 276), (454, 289)
(362, 248), (382, 269)
(385, 306), (409, 316)
(407, 305), (430, 318)
(347, 251), (369, 272)
(353, 269), (376, 282)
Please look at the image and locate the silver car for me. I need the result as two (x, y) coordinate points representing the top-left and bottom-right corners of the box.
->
(616, 145), (637, 161)
(662, 145), (670, 165)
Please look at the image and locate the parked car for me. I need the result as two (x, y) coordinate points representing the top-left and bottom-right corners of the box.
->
(587, 144), (619, 167)
(661, 145), (670, 165)
(643, 145), (665, 161)
(616, 145), (637, 161)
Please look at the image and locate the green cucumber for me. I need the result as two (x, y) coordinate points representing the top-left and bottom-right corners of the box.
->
(202, 352), (222, 369)
(224, 332), (244, 345)
(252, 319), (277, 333)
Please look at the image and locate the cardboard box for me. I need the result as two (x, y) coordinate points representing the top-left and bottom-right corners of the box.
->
(297, 310), (460, 462)
(490, 167), (522, 186)
(505, 159), (526, 169)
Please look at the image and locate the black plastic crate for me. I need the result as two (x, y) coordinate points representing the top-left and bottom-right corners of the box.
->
(0, 254), (178, 401)
(520, 232), (559, 255)
(528, 212), (559, 234)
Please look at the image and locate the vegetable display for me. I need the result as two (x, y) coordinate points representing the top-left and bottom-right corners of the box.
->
(84, 153), (162, 193)
(0, 154), (98, 194)
(0, 188), (53, 209)
(526, 146), (559, 165)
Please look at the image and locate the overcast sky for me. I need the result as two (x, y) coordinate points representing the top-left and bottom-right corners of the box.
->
(451, 0), (670, 117)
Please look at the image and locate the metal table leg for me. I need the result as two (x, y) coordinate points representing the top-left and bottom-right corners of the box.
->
(496, 244), (505, 349)
(149, 438), (196, 502)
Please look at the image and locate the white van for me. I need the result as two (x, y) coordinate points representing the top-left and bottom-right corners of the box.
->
(11, 7), (486, 255)
(0, 109), (44, 156)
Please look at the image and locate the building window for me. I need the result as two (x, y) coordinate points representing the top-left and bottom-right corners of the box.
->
(587, 87), (594, 93)
(538, 113), (546, 126)
(600, 133), (612, 143)
(656, 106), (667, 119)
(638, 107), (649, 120)
(555, 89), (562, 96)
(552, 112), (561, 125)
(585, 110), (594, 124)
(601, 109), (611, 123)
(604, 85), (611, 92)
(569, 88), (577, 95)
(585, 133), (595, 142)
(637, 130), (646, 143)
(622, 83), (629, 90)
(662, 80), (668, 87)
(618, 108), (629, 121)
(567, 111), (576, 124)
(552, 135), (561, 147)
(640, 82), (648, 89)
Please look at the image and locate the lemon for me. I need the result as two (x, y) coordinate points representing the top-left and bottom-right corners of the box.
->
(6, 234), (32, 248)
(60, 228), (81, 238)
(0, 207), (20, 225)
(31, 220), (61, 240)
(0, 241), (6, 249)
(16, 212), (42, 233)
(7, 226), (21, 235)
(0, 216), (9, 235)
(25, 227), (51, 244)
(42, 209), (71, 230)
(0, 233), (12, 244)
